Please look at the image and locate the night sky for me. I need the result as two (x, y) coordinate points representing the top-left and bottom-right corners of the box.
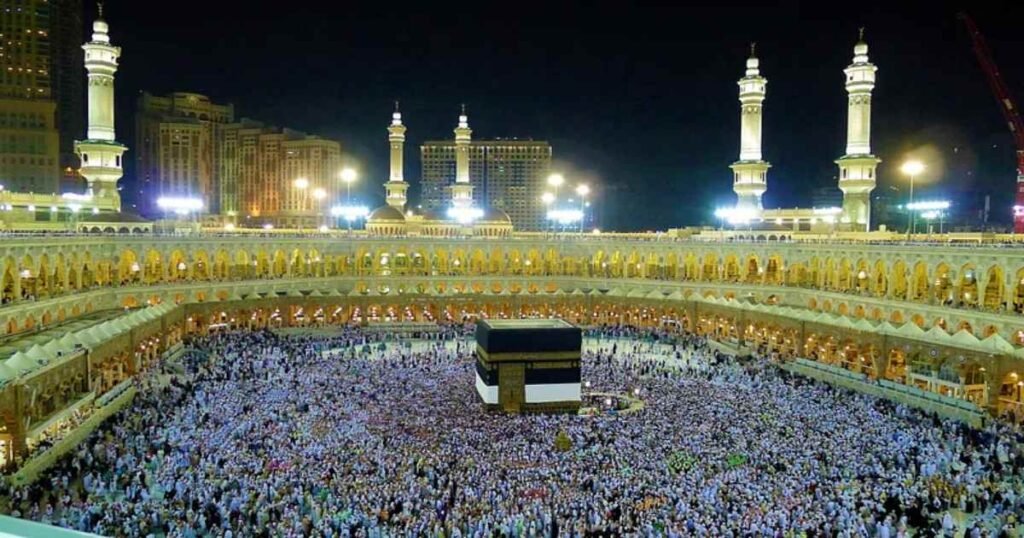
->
(104, 0), (1024, 231)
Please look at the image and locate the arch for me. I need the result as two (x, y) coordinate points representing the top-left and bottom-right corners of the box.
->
(958, 263), (978, 307)
(932, 262), (952, 304)
(890, 259), (908, 299)
(982, 265), (1004, 310)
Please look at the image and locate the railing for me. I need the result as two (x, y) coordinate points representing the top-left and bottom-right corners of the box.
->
(0, 228), (1023, 247)
(7, 385), (136, 486)
(95, 378), (132, 407)
(784, 358), (985, 426)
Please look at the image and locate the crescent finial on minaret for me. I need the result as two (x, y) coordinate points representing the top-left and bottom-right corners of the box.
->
(750, 42), (756, 58)
(858, 27), (865, 41)
(97, 1), (104, 19)
(394, 100), (400, 112)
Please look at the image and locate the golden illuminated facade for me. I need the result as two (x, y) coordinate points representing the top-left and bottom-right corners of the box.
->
(0, 232), (1023, 468)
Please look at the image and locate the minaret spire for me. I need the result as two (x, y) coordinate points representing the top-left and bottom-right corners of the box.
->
(729, 44), (770, 212)
(837, 29), (881, 231)
(385, 102), (408, 208)
(75, 4), (126, 211)
(97, 2), (104, 19)
(451, 104), (474, 212)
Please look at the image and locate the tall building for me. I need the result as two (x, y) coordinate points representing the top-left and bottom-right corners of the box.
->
(383, 102), (408, 209)
(421, 138), (552, 231)
(0, 0), (60, 193)
(74, 5), (125, 209)
(837, 30), (880, 232)
(450, 106), (474, 213)
(217, 120), (341, 227)
(50, 0), (84, 183)
(135, 92), (234, 214)
(730, 44), (770, 213)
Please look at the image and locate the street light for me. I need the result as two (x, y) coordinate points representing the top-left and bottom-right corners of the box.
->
(541, 192), (556, 235)
(575, 184), (590, 234)
(331, 204), (369, 233)
(909, 200), (950, 235)
(340, 168), (357, 201)
(900, 160), (924, 237)
(156, 197), (204, 230)
(293, 177), (310, 232)
(312, 188), (327, 229)
(547, 173), (564, 206)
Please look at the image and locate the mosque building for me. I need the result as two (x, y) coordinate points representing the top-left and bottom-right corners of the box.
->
(721, 32), (879, 234)
(0, 6), (149, 233)
(4, 12), (1024, 495)
(365, 105), (513, 238)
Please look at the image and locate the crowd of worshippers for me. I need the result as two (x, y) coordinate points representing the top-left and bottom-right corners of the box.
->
(1, 323), (1023, 538)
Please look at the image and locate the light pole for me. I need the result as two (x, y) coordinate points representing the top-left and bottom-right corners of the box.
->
(339, 168), (358, 232)
(293, 177), (309, 233)
(542, 192), (555, 237)
(340, 168), (357, 201)
(547, 173), (564, 203)
(312, 187), (326, 231)
(900, 160), (924, 238)
(575, 184), (590, 234)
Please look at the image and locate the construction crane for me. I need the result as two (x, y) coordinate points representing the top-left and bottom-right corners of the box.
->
(959, 12), (1024, 232)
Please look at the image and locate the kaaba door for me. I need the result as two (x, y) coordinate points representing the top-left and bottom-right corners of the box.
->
(499, 363), (525, 413)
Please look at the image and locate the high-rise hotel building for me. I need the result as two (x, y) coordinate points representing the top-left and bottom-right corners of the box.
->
(420, 140), (551, 231)
(0, 0), (61, 193)
(135, 92), (234, 213)
(50, 0), (83, 184)
(220, 121), (341, 226)
(135, 92), (341, 224)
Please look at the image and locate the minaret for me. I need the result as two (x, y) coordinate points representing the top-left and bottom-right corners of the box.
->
(730, 43), (770, 213)
(837, 29), (880, 231)
(450, 104), (474, 210)
(75, 3), (126, 211)
(384, 102), (408, 209)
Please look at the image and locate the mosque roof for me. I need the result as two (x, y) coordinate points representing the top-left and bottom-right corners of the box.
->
(367, 206), (406, 223)
(478, 207), (512, 224)
(80, 212), (149, 223)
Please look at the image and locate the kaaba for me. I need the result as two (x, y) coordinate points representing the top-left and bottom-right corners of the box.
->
(474, 319), (582, 413)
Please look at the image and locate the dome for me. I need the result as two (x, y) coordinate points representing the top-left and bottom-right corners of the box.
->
(367, 206), (406, 223)
(479, 207), (512, 224)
